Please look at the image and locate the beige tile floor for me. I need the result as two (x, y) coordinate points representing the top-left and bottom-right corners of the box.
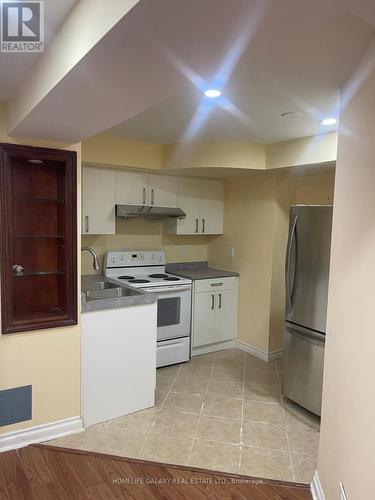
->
(46, 349), (320, 483)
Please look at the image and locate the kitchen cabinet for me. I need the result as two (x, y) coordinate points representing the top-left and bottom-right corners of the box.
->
(0, 143), (77, 334)
(167, 177), (224, 235)
(193, 291), (215, 346)
(116, 171), (177, 207)
(192, 277), (237, 353)
(149, 174), (178, 207)
(82, 166), (115, 234)
(82, 301), (157, 427)
(115, 170), (149, 206)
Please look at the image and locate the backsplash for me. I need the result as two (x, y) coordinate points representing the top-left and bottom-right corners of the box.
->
(81, 219), (215, 275)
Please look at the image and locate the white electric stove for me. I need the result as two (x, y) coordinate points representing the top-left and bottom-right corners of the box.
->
(105, 250), (192, 367)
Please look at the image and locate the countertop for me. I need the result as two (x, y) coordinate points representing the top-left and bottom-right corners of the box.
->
(166, 261), (239, 281)
(81, 275), (157, 313)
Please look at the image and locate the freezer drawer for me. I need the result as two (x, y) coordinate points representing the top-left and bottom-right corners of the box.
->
(282, 323), (325, 416)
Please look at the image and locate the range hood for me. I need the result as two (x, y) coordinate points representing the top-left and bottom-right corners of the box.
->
(116, 204), (186, 220)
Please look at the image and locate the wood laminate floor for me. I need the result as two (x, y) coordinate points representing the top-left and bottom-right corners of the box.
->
(0, 444), (311, 499)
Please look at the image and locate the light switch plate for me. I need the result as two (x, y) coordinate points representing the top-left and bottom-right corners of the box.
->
(229, 246), (235, 257)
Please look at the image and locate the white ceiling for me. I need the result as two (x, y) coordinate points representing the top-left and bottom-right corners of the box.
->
(6, 0), (375, 144)
(0, 0), (77, 101)
(106, 0), (375, 144)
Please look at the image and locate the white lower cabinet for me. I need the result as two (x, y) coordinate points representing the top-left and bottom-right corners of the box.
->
(192, 277), (237, 354)
(81, 302), (157, 427)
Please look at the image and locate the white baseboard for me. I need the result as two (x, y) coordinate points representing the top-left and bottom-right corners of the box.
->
(234, 339), (283, 362)
(311, 471), (326, 500)
(0, 416), (83, 452)
(192, 340), (234, 356)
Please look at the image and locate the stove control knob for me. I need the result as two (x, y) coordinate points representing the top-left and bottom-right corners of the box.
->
(111, 257), (115, 263)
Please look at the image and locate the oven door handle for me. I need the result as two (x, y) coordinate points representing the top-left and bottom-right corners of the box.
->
(141, 285), (191, 293)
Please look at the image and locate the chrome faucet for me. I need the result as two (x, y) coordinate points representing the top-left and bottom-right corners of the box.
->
(81, 247), (100, 271)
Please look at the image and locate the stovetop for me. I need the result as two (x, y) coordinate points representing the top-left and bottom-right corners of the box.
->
(105, 250), (192, 289)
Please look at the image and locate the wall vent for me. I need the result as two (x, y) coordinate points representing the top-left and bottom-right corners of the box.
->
(0, 385), (32, 426)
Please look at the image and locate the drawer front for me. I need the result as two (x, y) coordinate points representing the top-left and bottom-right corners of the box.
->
(195, 277), (236, 293)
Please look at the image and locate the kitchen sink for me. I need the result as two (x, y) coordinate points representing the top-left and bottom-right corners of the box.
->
(82, 281), (119, 292)
(85, 288), (123, 300)
(83, 284), (141, 301)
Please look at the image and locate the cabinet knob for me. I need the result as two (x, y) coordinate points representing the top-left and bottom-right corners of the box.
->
(85, 215), (89, 233)
(195, 219), (199, 233)
(211, 294), (215, 309)
(202, 218), (205, 233)
(143, 187), (146, 205)
(12, 264), (24, 276)
(218, 293), (222, 308)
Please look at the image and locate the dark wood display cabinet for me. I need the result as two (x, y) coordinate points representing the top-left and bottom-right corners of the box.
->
(0, 143), (77, 334)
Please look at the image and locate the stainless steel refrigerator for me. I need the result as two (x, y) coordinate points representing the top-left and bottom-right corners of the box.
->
(282, 205), (333, 416)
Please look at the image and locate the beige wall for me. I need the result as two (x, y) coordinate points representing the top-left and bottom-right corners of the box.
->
(163, 142), (265, 171)
(208, 169), (335, 353)
(82, 133), (163, 171)
(266, 132), (337, 170)
(208, 173), (277, 352)
(296, 172), (335, 204)
(318, 38), (375, 500)
(82, 132), (337, 175)
(82, 218), (213, 275)
(0, 109), (81, 435)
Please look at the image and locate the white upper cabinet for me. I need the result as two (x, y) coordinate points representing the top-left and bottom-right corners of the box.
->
(167, 177), (224, 235)
(176, 177), (201, 234)
(148, 174), (178, 208)
(82, 167), (116, 235)
(82, 167), (223, 236)
(116, 170), (149, 206)
(199, 179), (224, 235)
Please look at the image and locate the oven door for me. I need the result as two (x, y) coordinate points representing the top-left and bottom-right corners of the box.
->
(142, 285), (191, 342)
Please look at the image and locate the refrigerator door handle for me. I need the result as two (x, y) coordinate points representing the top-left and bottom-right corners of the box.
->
(286, 214), (297, 312)
(286, 322), (326, 343)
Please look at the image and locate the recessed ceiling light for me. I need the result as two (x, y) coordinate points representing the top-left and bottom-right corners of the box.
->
(28, 159), (44, 164)
(204, 89), (222, 98)
(281, 111), (303, 119)
(320, 117), (337, 126)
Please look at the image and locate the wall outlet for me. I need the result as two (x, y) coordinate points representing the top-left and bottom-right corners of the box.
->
(180, 246), (188, 257)
(339, 482), (348, 500)
(228, 246), (235, 257)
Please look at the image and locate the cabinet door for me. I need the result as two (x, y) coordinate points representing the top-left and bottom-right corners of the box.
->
(176, 177), (201, 235)
(214, 289), (236, 342)
(193, 292), (215, 347)
(115, 170), (149, 205)
(199, 179), (223, 234)
(149, 174), (177, 207)
(82, 167), (115, 234)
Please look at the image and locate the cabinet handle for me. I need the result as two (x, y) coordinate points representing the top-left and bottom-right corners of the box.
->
(143, 188), (146, 205)
(211, 282), (223, 287)
(151, 188), (155, 205)
(202, 218), (205, 233)
(195, 219), (199, 233)
(219, 293), (222, 309)
(85, 215), (89, 233)
(211, 294), (215, 309)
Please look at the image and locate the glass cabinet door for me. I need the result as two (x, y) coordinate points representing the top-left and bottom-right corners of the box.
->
(0, 143), (77, 333)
